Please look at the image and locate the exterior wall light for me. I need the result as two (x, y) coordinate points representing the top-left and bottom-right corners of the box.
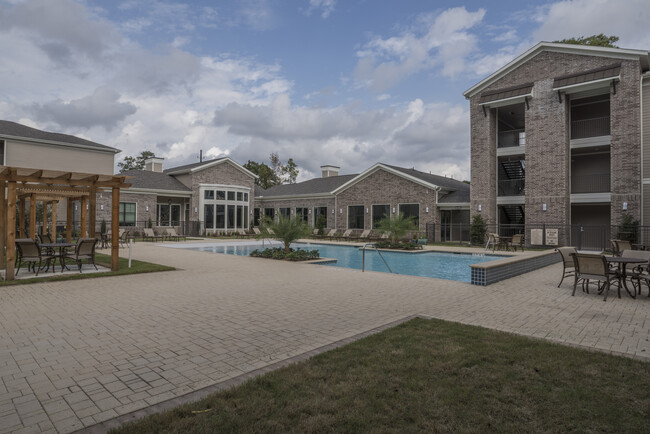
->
(100, 205), (104, 211)
(366, 208), (369, 214)
(194, 207), (198, 213)
(339, 208), (342, 214)
(146, 206), (149, 212)
(331, 209), (334, 214)
(542, 203), (547, 211)
(309, 209), (312, 214)
(623, 202), (628, 211)
(425, 207), (429, 213)
(478, 204), (482, 212)
(392, 207), (395, 213)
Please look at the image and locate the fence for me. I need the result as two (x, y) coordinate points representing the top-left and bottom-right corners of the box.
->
(19, 220), (204, 239)
(427, 222), (650, 251)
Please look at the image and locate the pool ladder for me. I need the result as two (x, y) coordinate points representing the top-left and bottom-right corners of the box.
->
(362, 243), (393, 273)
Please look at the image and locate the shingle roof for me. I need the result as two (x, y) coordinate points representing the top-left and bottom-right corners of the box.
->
(383, 164), (471, 191)
(438, 189), (470, 203)
(553, 62), (621, 89)
(121, 170), (191, 192)
(0, 120), (118, 152)
(257, 174), (358, 197)
(164, 157), (227, 173)
(478, 82), (534, 104)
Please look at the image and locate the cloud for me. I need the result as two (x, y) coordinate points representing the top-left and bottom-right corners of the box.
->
(29, 87), (137, 130)
(306, 0), (336, 18)
(533, 0), (650, 49)
(354, 7), (486, 91)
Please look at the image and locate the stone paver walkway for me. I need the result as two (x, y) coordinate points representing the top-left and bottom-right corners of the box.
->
(0, 242), (649, 433)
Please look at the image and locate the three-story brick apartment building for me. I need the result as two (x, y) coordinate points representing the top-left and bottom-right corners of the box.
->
(464, 42), (650, 247)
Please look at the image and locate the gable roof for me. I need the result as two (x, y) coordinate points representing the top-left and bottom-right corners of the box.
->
(256, 174), (357, 198)
(382, 164), (470, 191)
(121, 169), (191, 192)
(164, 156), (257, 179)
(438, 189), (470, 204)
(464, 42), (650, 99)
(0, 120), (119, 153)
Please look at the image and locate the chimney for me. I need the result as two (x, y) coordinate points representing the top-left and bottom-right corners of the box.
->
(320, 165), (340, 178)
(144, 156), (164, 173)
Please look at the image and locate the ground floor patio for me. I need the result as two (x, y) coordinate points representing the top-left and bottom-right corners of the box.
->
(0, 241), (648, 432)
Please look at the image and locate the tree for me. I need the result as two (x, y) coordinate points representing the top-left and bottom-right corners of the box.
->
(281, 158), (299, 184)
(258, 216), (311, 252)
(470, 214), (487, 246)
(555, 34), (619, 48)
(244, 160), (280, 189)
(315, 214), (326, 235)
(117, 150), (156, 172)
(245, 153), (300, 189)
(375, 213), (416, 243)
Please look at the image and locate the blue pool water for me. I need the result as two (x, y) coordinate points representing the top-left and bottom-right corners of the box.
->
(176, 241), (506, 283)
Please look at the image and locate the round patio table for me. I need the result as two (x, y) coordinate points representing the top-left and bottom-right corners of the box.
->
(40, 242), (77, 272)
(604, 256), (646, 299)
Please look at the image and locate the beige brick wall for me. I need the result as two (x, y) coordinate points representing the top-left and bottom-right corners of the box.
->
(335, 168), (438, 231)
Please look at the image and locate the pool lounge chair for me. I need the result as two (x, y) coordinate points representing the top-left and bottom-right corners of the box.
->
(143, 228), (163, 242)
(325, 229), (337, 240)
(358, 229), (371, 241)
(253, 227), (262, 235)
(339, 229), (352, 240)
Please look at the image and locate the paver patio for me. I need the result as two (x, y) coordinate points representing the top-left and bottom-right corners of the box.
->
(0, 241), (649, 433)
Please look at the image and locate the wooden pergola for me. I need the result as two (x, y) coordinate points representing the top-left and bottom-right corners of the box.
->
(0, 166), (130, 280)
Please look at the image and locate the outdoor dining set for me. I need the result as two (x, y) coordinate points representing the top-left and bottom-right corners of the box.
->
(14, 235), (98, 276)
(557, 239), (650, 301)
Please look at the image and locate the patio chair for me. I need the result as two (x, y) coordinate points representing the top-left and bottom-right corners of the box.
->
(237, 229), (253, 238)
(325, 229), (337, 240)
(610, 239), (620, 256)
(15, 238), (54, 276)
(166, 228), (186, 242)
(252, 227), (262, 236)
(556, 247), (577, 287)
(358, 229), (371, 241)
(143, 228), (162, 242)
(119, 231), (131, 247)
(507, 234), (524, 252)
(340, 229), (353, 240)
(616, 239), (632, 254)
(571, 253), (617, 301)
(621, 250), (650, 297)
(64, 238), (98, 273)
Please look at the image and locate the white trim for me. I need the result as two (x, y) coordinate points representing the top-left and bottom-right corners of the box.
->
(199, 183), (251, 191)
(156, 203), (181, 227)
(497, 145), (526, 157)
(437, 202), (471, 210)
(496, 196), (525, 205)
(0, 133), (120, 154)
(553, 76), (619, 95)
(332, 163), (441, 195)
(642, 178), (650, 184)
(464, 42), (649, 98)
(479, 93), (531, 108)
(121, 187), (192, 197)
(570, 136), (611, 149)
(570, 193), (612, 203)
(256, 193), (334, 200)
(165, 157), (258, 179)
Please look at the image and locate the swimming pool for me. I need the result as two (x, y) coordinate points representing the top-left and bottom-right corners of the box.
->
(171, 241), (507, 283)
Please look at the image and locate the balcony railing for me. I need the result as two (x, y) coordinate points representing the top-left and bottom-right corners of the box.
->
(571, 116), (610, 140)
(497, 129), (525, 148)
(571, 173), (610, 194)
(498, 179), (525, 196)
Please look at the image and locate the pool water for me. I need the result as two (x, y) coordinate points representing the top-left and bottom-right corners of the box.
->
(176, 241), (506, 283)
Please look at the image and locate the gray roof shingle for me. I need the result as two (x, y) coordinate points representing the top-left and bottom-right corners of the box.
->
(383, 164), (470, 191)
(164, 157), (227, 173)
(0, 120), (118, 152)
(121, 170), (191, 192)
(438, 189), (470, 203)
(257, 174), (358, 197)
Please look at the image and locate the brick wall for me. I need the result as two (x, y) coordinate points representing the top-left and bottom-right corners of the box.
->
(469, 101), (497, 224)
(335, 168), (438, 231)
(255, 198), (336, 228)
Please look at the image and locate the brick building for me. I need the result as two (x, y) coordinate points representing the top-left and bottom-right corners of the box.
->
(464, 42), (650, 246)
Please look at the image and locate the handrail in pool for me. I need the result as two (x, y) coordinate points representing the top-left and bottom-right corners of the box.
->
(362, 243), (393, 273)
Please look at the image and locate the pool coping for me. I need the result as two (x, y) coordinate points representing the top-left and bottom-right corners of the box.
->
(469, 249), (560, 286)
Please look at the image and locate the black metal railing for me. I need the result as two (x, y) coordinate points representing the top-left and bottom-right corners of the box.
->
(497, 129), (525, 148)
(498, 179), (525, 196)
(571, 116), (610, 140)
(571, 173), (610, 194)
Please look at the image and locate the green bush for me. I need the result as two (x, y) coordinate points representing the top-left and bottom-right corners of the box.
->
(259, 216), (312, 252)
(375, 213), (416, 243)
(617, 213), (639, 242)
(250, 247), (320, 261)
(470, 214), (487, 245)
(374, 241), (422, 250)
(315, 214), (326, 236)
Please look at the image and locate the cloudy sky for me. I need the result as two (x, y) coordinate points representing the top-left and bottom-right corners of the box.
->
(1, 0), (648, 181)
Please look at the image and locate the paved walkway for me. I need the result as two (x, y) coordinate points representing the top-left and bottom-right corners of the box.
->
(0, 241), (649, 433)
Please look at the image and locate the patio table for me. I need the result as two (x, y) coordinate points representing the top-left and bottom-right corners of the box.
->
(604, 256), (646, 299)
(40, 242), (77, 272)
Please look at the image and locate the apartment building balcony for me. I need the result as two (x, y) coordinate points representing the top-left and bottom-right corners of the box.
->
(571, 173), (610, 194)
(496, 102), (525, 156)
(571, 116), (610, 140)
(570, 94), (611, 148)
(498, 179), (525, 197)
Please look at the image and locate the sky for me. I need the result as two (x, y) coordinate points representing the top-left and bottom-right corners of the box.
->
(0, 0), (649, 182)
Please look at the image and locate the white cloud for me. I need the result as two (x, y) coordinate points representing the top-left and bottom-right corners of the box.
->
(354, 7), (486, 91)
(306, 0), (336, 19)
(533, 0), (650, 49)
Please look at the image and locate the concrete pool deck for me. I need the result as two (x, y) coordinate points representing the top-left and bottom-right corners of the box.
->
(1, 240), (648, 433)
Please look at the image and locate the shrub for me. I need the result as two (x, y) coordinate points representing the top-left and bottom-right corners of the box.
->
(100, 219), (107, 234)
(374, 241), (422, 250)
(315, 214), (326, 236)
(250, 247), (320, 261)
(375, 213), (416, 243)
(259, 216), (312, 252)
(470, 214), (487, 245)
(617, 213), (639, 242)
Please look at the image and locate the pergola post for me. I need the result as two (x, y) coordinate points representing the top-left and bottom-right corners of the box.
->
(19, 199), (25, 238)
(80, 196), (87, 238)
(111, 186), (120, 271)
(42, 201), (48, 236)
(29, 194), (36, 239)
(66, 198), (72, 242)
(51, 201), (57, 241)
(6, 181), (16, 280)
(89, 185), (96, 237)
(0, 181), (5, 270)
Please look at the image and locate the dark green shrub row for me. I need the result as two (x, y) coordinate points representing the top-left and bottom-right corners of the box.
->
(250, 247), (320, 261)
(374, 241), (422, 250)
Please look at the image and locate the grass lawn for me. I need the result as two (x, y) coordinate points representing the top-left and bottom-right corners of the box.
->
(113, 318), (650, 433)
(0, 253), (173, 286)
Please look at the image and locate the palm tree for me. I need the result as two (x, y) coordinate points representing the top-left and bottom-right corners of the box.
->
(375, 213), (416, 243)
(258, 216), (311, 252)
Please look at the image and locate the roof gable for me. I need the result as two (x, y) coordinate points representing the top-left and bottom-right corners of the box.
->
(256, 174), (357, 198)
(464, 42), (649, 99)
(121, 170), (191, 192)
(165, 157), (257, 179)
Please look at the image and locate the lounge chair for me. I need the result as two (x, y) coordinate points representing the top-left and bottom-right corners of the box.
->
(119, 231), (131, 247)
(165, 228), (186, 242)
(340, 229), (352, 240)
(143, 228), (163, 242)
(555, 247), (577, 287)
(325, 229), (337, 240)
(237, 229), (253, 238)
(507, 234), (524, 251)
(571, 253), (617, 300)
(358, 229), (371, 241)
(253, 227), (262, 235)
(15, 238), (54, 276)
(64, 238), (98, 273)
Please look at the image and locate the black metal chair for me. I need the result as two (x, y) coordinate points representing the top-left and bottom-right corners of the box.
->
(64, 238), (98, 273)
(556, 247), (577, 287)
(15, 238), (54, 276)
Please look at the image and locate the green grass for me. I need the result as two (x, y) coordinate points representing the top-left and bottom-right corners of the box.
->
(113, 318), (650, 433)
(1, 253), (173, 286)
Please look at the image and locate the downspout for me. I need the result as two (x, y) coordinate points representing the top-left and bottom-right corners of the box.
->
(641, 73), (646, 225)
(334, 194), (337, 230)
